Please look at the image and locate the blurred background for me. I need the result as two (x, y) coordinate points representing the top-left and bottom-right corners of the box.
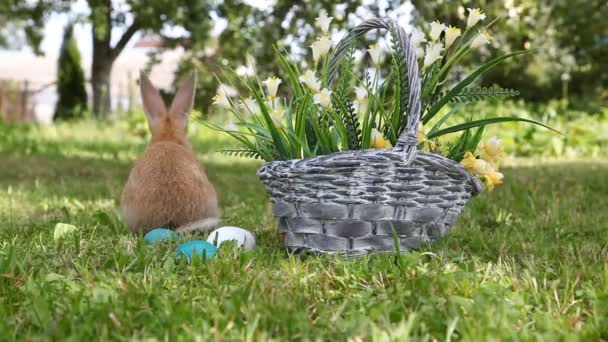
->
(0, 0), (606, 158)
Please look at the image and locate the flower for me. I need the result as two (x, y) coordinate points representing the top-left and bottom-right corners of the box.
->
(371, 128), (392, 148)
(423, 43), (444, 68)
(271, 108), (286, 124)
(445, 26), (462, 49)
(263, 76), (282, 99)
(224, 120), (239, 131)
(479, 137), (503, 168)
(460, 151), (492, 175)
(315, 9), (333, 33)
(313, 88), (333, 108)
(467, 8), (487, 28)
(299, 70), (321, 92)
(367, 44), (383, 65)
(483, 170), (504, 191)
(416, 47), (425, 59)
(239, 97), (257, 115)
(470, 32), (492, 49)
(353, 99), (367, 114)
(212, 87), (230, 107)
(410, 27), (427, 47)
(354, 86), (367, 101)
(429, 21), (447, 41)
(417, 122), (435, 151)
(311, 35), (331, 63)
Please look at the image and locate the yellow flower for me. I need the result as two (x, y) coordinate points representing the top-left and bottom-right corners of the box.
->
(460, 151), (492, 175)
(371, 128), (392, 148)
(479, 137), (503, 169)
(483, 170), (504, 191)
(417, 123), (434, 151)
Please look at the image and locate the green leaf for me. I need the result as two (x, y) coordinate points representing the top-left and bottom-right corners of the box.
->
(427, 116), (561, 139)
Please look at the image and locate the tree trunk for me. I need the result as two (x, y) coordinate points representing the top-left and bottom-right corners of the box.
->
(91, 50), (112, 117)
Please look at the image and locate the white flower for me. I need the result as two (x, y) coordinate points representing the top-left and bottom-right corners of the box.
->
(262, 76), (282, 98)
(354, 86), (367, 101)
(423, 43), (444, 68)
(482, 137), (503, 157)
(561, 72), (571, 81)
(467, 8), (487, 28)
(470, 32), (492, 49)
(429, 21), (447, 41)
(416, 47), (425, 59)
(311, 35), (331, 63)
(367, 44), (383, 65)
(271, 108), (286, 124)
(212, 88), (230, 107)
(353, 99), (367, 114)
(239, 97), (257, 115)
(315, 10), (333, 34)
(445, 26), (462, 49)
(410, 27), (426, 47)
(299, 70), (321, 92)
(313, 88), (333, 108)
(224, 120), (239, 131)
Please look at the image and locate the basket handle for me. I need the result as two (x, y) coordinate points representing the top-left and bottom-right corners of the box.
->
(327, 18), (422, 163)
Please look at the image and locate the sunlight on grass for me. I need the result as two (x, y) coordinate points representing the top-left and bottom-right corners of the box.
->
(1, 120), (607, 339)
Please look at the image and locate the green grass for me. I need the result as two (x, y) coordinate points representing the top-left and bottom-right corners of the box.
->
(1, 120), (607, 340)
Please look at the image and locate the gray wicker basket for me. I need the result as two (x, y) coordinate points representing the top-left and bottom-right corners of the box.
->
(257, 18), (484, 256)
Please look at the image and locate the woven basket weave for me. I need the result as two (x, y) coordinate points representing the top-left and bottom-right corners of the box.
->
(257, 18), (484, 256)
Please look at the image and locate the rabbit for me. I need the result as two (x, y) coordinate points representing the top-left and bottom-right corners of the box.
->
(121, 73), (219, 234)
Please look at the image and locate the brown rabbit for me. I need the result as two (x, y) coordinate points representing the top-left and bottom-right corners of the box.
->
(121, 73), (219, 234)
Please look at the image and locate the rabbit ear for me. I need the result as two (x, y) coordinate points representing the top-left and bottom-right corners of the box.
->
(169, 74), (196, 124)
(140, 72), (167, 124)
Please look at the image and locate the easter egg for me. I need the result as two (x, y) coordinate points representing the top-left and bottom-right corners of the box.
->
(176, 240), (217, 260)
(144, 228), (178, 244)
(207, 226), (256, 251)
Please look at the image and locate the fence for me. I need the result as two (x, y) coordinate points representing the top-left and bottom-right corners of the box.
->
(0, 79), (36, 122)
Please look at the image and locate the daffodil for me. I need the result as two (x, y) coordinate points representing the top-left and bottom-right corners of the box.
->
(417, 122), (435, 151)
(429, 21), (447, 41)
(371, 128), (392, 148)
(299, 70), (321, 92)
(423, 43), (444, 68)
(315, 9), (333, 34)
(263, 76), (282, 99)
(212, 87), (230, 107)
(410, 27), (427, 47)
(470, 32), (492, 49)
(479, 137), (503, 169)
(467, 8), (487, 28)
(367, 44), (383, 65)
(483, 170), (504, 191)
(313, 88), (333, 108)
(445, 26), (461, 49)
(239, 97), (257, 115)
(460, 151), (492, 175)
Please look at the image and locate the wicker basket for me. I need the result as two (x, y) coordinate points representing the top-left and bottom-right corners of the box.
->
(257, 18), (484, 256)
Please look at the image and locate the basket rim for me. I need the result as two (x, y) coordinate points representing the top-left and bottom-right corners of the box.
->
(257, 147), (484, 195)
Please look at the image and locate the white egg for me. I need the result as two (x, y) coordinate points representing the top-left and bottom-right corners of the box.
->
(207, 226), (256, 251)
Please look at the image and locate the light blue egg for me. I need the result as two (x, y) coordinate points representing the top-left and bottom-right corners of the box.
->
(176, 240), (217, 261)
(144, 228), (178, 244)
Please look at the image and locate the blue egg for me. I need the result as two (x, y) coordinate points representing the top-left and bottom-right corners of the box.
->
(176, 240), (217, 261)
(144, 228), (178, 244)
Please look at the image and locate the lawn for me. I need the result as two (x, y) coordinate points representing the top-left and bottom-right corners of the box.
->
(1, 120), (607, 340)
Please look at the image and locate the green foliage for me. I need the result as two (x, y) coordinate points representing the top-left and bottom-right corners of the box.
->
(1, 119), (608, 339)
(54, 24), (88, 121)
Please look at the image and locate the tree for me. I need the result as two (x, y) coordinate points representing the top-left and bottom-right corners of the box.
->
(55, 23), (88, 120)
(1, 0), (212, 117)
